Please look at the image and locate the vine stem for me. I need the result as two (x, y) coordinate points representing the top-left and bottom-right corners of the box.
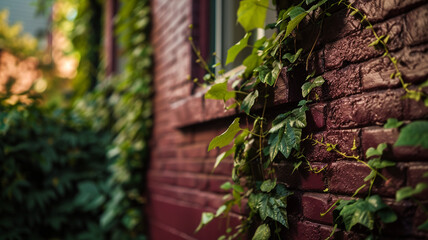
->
(308, 137), (388, 181)
(343, 2), (427, 99)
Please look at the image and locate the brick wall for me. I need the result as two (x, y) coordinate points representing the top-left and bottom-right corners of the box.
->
(148, 0), (428, 239)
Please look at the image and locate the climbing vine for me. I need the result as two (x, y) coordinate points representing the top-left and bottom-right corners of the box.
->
(194, 0), (428, 239)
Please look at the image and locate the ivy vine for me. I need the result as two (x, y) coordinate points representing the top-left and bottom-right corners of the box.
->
(193, 0), (428, 239)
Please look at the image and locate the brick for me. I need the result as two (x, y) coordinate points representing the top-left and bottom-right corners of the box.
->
(322, 8), (361, 43)
(407, 164), (428, 200)
(350, 0), (425, 22)
(304, 129), (361, 163)
(404, 4), (428, 46)
(328, 161), (370, 195)
(207, 175), (231, 193)
(273, 67), (303, 105)
(361, 127), (398, 158)
(291, 221), (337, 240)
(302, 193), (336, 224)
(307, 103), (326, 131)
(362, 127), (428, 162)
(148, 195), (240, 240)
(362, 44), (428, 91)
(204, 159), (233, 175)
(178, 143), (208, 159)
(327, 89), (404, 129)
(171, 95), (204, 128)
(177, 161), (205, 173)
(321, 63), (361, 100)
(203, 97), (237, 122)
(277, 162), (326, 191)
(324, 15), (404, 70)
(176, 173), (208, 190)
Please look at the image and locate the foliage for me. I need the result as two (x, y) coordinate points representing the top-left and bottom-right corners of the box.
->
(0, 10), (39, 58)
(194, 0), (428, 239)
(73, 0), (152, 238)
(333, 195), (397, 232)
(1, 0), (152, 239)
(0, 95), (112, 240)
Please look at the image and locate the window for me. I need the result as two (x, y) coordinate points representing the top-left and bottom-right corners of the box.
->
(210, 0), (277, 73)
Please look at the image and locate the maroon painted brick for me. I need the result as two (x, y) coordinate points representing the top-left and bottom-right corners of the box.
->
(302, 193), (336, 224)
(277, 162), (326, 191)
(307, 103), (326, 131)
(177, 160), (205, 173)
(303, 129), (361, 163)
(360, 56), (399, 91)
(362, 44), (428, 91)
(321, 63), (361, 100)
(149, 195), (240, 240)
(204, 159), (233, 175)
(286, 220), (337, 240)
(404, 4), (428, 46)
(327, 89), (404, 129)
(207, 175), (232, 193)
(150, 221), (191, 240)
(328, 161), (370, 195)
(407, 164), (428, 200)
(399, 44), (428, 84)
(322, 8), (361, 43)
(172, 95), (204, 128)
(176, 173), (208, 190)
(203, 97), (237, 121)
(361, 127), (398, 157)
(351, 0), (426, 22)
(324, 14), (404, 70)
(178, 143), (208, 159)
(273, 67), (303, 105)
(148, 171), (177, 185)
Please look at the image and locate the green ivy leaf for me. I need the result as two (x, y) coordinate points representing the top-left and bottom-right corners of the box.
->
(306, 0), (317, 4)
(367, 158), (395, 169)
(214, 146), (236, 170)
(394, 121), (428, 149)
(252, 224), (270, 240)
(243, 53), (262, 78)
(283, 48), (303, 63)
(268, 105), (307, 160)
(195, 212), (214, 232)
(215, 205), (227, 217)
(396, 183), (428, 201)
(288, 7), (305, 20)
(306, 0), (328, 12)
(241, 90), (259, 114)
(285, 12), (307, 39)
(340, 200), (375, 231)
(275, 184), (293, 198)
(260, 179), (276, 192)
(205, 81), (235, 101)
(220, 182), (232, 190)
(237, 0), (269, 32)
(366, 143), (387, 159)
(418, 219), (428, 231)
(384, 118), (403, 129)
(226, 32), (252, 65)
(208, 118), (241, 151)
(377, 209), (398, 223)
(301, 76), (325, 97)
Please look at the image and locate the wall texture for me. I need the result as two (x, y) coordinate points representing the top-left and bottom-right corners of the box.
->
(148, 0), (428, 239)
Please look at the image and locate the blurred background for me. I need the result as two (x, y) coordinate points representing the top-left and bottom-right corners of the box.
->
(0, 0), (152, 239)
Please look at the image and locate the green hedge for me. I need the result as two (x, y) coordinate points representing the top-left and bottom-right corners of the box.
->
(0, 96), (146, 240)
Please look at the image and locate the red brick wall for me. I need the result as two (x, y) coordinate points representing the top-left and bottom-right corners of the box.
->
(148, 1), (428, 239)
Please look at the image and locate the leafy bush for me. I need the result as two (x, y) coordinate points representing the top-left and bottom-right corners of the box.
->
(0, 96), (114, 240)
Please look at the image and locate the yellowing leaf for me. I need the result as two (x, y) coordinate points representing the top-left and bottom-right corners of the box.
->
(205, 81), (235, 101)
(237, 0), (269, 32)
